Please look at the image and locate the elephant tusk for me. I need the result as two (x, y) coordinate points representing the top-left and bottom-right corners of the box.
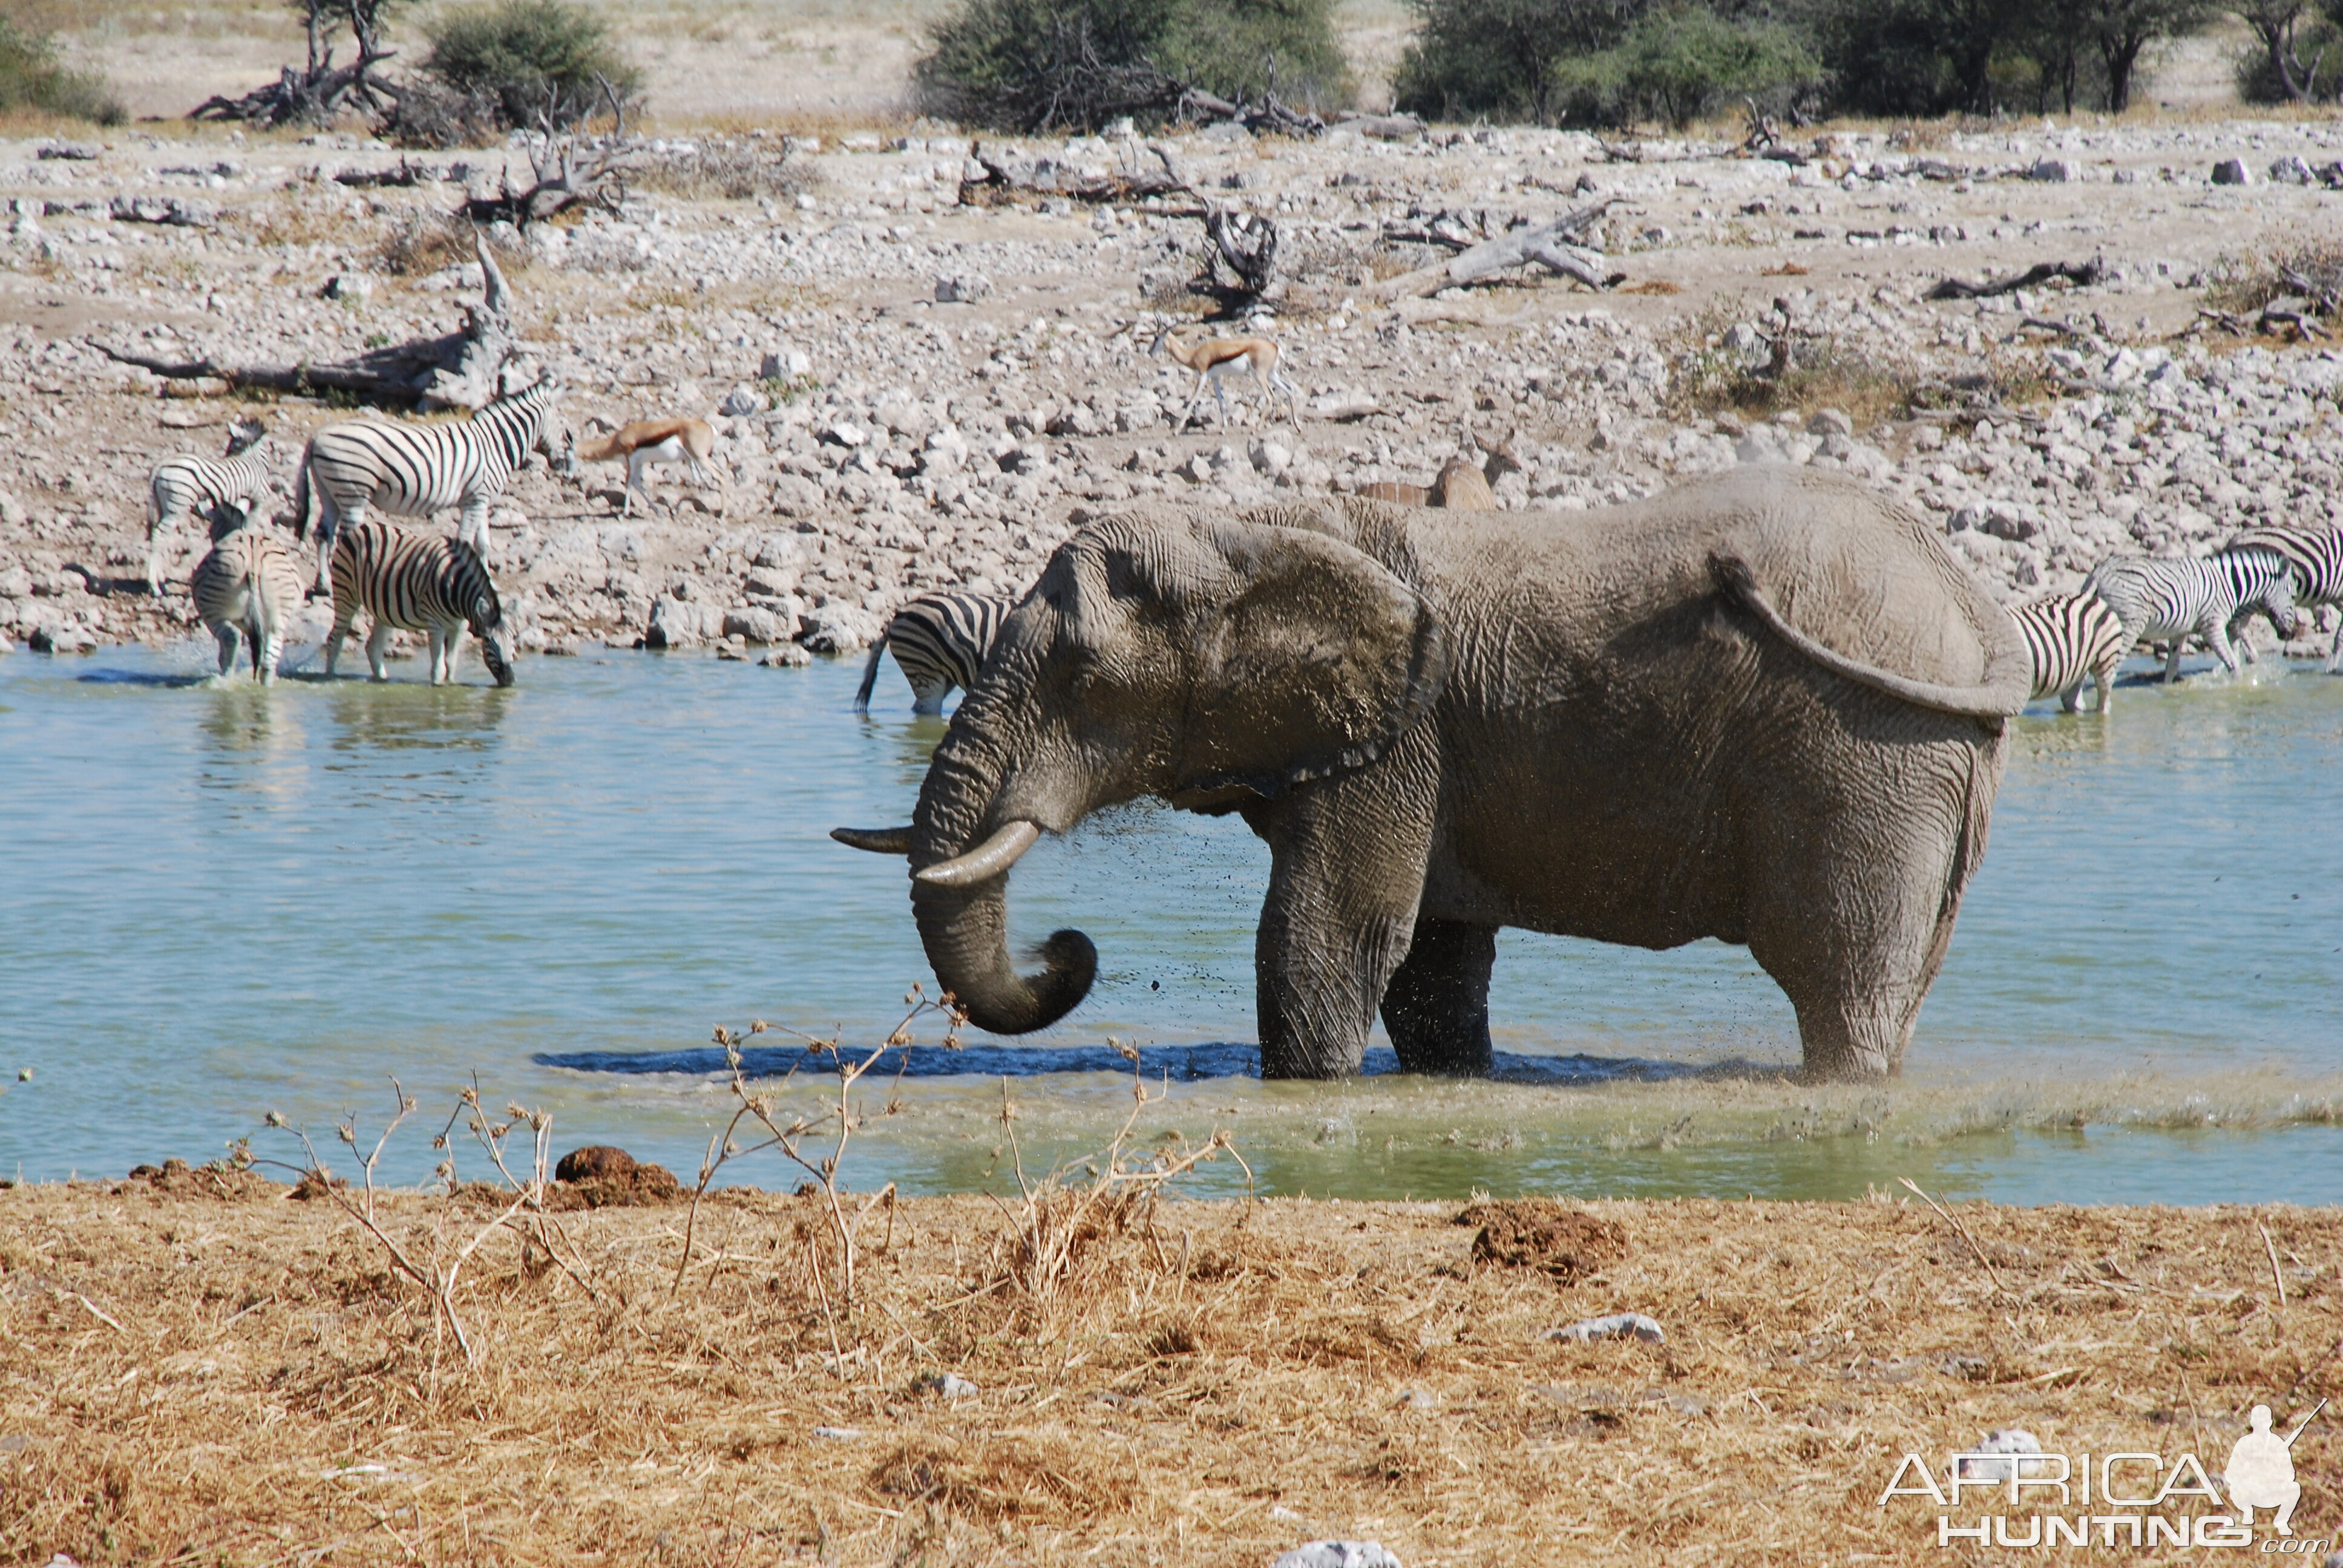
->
(914, 820), (1041, 887)
(831, 825), (914, 854)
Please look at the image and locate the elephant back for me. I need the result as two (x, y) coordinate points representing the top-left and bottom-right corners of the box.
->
(1662, 466), (2025, 702)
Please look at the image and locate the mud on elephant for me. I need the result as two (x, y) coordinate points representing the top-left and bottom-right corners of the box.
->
(836, 467), (2030, 1081)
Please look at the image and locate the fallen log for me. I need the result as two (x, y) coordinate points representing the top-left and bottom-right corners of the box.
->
(89, 234), (520, 411)
(1924, 259), (2103, 301)
(1374, 198), (1627, 298)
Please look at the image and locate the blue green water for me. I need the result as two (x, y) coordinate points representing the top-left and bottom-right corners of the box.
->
(1, 641), (2338, 1204)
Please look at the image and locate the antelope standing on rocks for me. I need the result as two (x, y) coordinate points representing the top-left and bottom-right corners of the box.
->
(1152, 326), (1300, 429)
(577, 416), (719, 515)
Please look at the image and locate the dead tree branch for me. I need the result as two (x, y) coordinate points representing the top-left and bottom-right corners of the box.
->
(1375, 198), (1627, 298)
(1924, 258), (2105, 300)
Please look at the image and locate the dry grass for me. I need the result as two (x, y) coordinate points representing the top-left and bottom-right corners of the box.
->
(2, 1175), (2334, 1565)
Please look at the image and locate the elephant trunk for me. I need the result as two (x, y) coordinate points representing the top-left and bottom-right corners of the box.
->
(909, 707), (1096, 1035)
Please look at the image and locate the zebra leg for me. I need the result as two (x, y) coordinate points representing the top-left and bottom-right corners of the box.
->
(323, 606), (354, 678)
(911, 678), (949, 717)
(258, 629), (284, 685)
(213, 622), (240, 679)
(2163, 638), (2185, 683)
(2092, 661), (2115, 713)
(2327, 617), (2343, 673)
(365, 621), (393, 681)
(2058, 679), (2083, 714)
(2203, 616), (2244, 674)
(1378, 918), (1497, 1076)
(457, 498), (491, 558)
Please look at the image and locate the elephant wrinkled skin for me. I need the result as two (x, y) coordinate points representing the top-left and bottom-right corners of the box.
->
(842, 467), (2028, 1082)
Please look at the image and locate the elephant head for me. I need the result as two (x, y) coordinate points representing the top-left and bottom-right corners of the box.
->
(837, 509), (1447, 1036)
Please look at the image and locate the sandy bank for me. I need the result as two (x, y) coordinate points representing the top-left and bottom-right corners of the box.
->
(2, 1175), (2333, 1564)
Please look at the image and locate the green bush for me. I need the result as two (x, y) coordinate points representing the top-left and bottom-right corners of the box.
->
(1605, 5), (1822, 123)
(2233, 17), (2343, 100)
(0, 14), (124, 124)
(1392, 0), (1640, 125)
(422, 0), (640, 129)
(915, 0), (1350, 132)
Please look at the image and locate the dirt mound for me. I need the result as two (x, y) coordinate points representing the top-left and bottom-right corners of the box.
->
(116, 1157), (277, 1201)
(1456, 1197), (1626, 1282)
(548, 1145), (683, 1209)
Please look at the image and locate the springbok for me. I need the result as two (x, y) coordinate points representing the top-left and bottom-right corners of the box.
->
(1151, 326), (1300, 429)
(577, 416), (720, 515)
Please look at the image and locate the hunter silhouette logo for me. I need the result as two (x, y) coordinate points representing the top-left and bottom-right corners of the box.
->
(1877, 1400), (2328, 1551)
(2228, 1402), (2319, 1536)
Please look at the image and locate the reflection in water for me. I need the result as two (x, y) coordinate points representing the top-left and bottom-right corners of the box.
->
(4, 646), (2341, 1205)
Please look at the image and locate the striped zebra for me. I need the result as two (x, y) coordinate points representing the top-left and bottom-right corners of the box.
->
(2081, 547), (2300, 684)
(146, 415), (271, 597)
(323, 521), (514, 687)
(2008, 591), (2128, 712)
(853, 592), (1015, 714)
(292, 375), (574, 593)
(2229, 523), (2343, 670)
(189, 503), (306, 685)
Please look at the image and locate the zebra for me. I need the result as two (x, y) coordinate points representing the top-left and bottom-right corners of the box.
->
(323, 521), (514, 687)
(2080, 547), (2301, 684)
(2008, 590), (2129, 712)
(292, 374), (574, 594)
(853, 592), (1015, 714)
(2229, 523), (2343, 669)
(146, 414), (271, 598)
(189, 501), (306, 685)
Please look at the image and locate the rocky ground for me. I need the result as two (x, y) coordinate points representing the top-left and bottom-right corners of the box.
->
(8, 111), (2343, 671)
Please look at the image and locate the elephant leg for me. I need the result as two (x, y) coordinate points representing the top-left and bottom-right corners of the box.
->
(1380, 918), (1496, 1076)
(1757, 729), (2002, 1082)
(1244, 743), (1436, 1080)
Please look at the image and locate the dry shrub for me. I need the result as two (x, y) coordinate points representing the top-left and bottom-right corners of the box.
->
(2203, 238), (2343, 317)
(1458, 1197), (1625, 1281)
(1671, 307), (1928, 427)
(870, 1434), (1138, 1523)
(629, 139), (805, 203)
(376, 208), (488, 276)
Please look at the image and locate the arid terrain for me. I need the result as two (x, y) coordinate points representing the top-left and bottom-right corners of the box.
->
(10, 104), (2343, 667)
(1, 1169), (2333, 1565)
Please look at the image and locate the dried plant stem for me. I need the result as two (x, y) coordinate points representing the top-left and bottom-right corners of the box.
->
(1898, 1176), (2010, 1299)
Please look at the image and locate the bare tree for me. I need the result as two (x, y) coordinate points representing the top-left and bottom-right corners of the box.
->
(2234, 0), (2322, 99)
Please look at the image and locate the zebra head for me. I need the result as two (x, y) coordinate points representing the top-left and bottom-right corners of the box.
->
(203, 499), (252, 541)
(466, 583), (516, 688)
(224, 416), (267, 457)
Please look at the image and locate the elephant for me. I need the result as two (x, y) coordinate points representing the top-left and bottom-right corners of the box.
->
(834, 466), (2031, 1082)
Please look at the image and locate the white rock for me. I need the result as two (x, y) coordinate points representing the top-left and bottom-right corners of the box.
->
(2212, 158), (2252, 186)
(1806, 408), (1853, 437)
(1547, 1312), (1665, 1344)
(1250, 439), (1292, 475)
(760, 348), (813, 380)
(914, 1371), (979, 1399)
(2026, 158), (2077, 183)
(1272, 1543), (1402, 1568)
(1957, 1428), (2055, 1484)
(936, 273), (993, 304)
(798, 601), (883, 654)
(719, 385), (765, 417)
(2271, 155), (2314, 185)
(646, 597), (725, 649)
(320, 272), (373, 302)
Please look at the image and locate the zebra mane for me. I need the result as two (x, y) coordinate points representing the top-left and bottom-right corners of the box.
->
(476, 378), (556, 466)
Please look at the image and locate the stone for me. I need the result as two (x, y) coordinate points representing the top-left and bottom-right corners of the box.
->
(1806, 408), (1853, 437)
(913, 1371), (979, 1399)
(935, 272), (993, 303)
(722, 605), (793, 644)
(1547, 1312), (1665, 1344)
(760, 348), (813, 380)
(759, 644), (813, 667)
(2026, 158), (2077, 183)
(796, 601), (883, 654)
(821, 420), (869, 448)
(2271, 155), (2314, 185)
(109, 195), (215, 227)
(719, 385), (765, 417)
(1271, 1544), (1402, 1568)
(1250, 439), (1292, 475)
(1956, 1428), (2054, 1484)
(320, 273), (373, 302)
(2212, 158), (2252, 186)
(644, 596), (726, 650)
(28, 624), (94, 655)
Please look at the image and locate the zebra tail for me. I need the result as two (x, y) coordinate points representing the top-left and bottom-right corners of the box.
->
(853, 633), (889, 713)
(290, 450), (314, 541)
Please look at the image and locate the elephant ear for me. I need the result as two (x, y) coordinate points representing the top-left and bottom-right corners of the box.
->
(1170, 520), (1447, 806)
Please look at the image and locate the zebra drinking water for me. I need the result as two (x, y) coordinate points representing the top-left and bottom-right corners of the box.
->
(2009, 590), (2129, 712)
(146, 415), (272, 597)
(323, 521), (514, 687)
(189, 501), (306, 685)
(854, 592), (1015, 714)
(2229, 523), (2343, 670)
(2080, 547), (2300, 684)
(292, 375), (574, 593)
